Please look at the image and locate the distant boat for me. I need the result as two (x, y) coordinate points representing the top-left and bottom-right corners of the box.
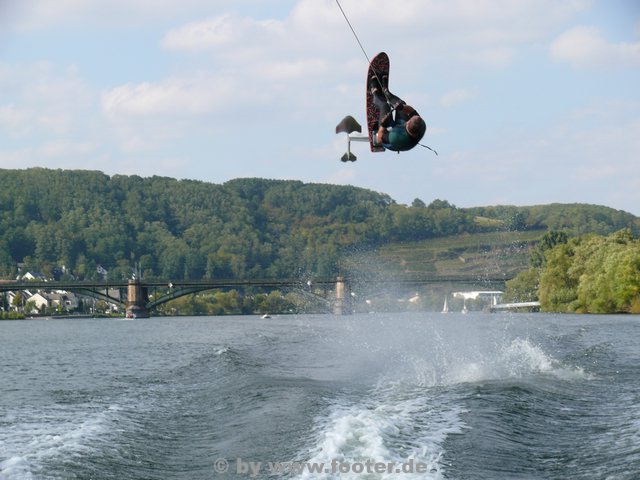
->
(125, 305), (149, 319)
(462, 300), (468, 314)
(261, 314), (272, 319)
(441, 297), (448, 313)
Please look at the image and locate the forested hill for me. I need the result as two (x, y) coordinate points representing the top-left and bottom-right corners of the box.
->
(1, 168), (638, 281)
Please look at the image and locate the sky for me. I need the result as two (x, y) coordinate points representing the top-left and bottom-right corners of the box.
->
(1, 0), (639, 215)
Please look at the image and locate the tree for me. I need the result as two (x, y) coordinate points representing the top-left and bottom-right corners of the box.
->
(538, 243), (579, 312)
(538, 230), (640, 313)
(573, 230), (639, 313)
(24, 300), (37, 315)
(503, 268), (540, 303)
(530, 230), (569, 268)
(12, 292), (24, 311)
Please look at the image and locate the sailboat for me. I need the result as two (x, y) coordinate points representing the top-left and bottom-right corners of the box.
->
(441, 296), (449, 313)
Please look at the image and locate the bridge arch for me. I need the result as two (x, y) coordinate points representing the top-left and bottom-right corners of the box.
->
(0, 275), (509, 316)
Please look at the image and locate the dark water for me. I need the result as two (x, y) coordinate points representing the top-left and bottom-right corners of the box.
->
(1, 313), (639, 479)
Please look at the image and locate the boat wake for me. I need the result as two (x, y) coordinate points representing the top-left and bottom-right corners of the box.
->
(293, 315), (589, 479)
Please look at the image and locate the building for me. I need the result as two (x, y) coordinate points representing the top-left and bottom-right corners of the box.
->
(27, 290), (79, 312)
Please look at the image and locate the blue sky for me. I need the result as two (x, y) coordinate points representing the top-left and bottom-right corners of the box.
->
(1, 0), (639, 215)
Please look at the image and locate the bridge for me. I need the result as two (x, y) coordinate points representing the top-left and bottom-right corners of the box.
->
(490, 301), (541, 312)
(0, 275), (511, 317)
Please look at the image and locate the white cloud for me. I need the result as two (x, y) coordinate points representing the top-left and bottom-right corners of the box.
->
(6, 0), (234, 30)
(440, 88), (477, 108)
(0, 104), (31, 137)
(99, 71), (279, 158)
(252, 58), (330, 81)
(162, 13), (285, 52)
(101, 75), (235, 118)
(465, 46), (515, 68)
(162, 14), (238, 51)
(550, 26), (640, 68)
(39, 140), (95, 158)
(0, 141), (98, 170)
(0, 62), (94, 136)
(156, 0), (591, 73)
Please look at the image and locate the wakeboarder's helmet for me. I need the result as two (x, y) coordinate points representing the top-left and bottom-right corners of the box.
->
(406, 115), (426, 141)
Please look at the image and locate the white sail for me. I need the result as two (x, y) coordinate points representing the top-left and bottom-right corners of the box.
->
(441, 297), (448, 313)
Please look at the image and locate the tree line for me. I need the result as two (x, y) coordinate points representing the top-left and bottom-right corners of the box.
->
(504, 229), (640, 313)
(0, 169), (471, 281)
(1, 169), (638, 292)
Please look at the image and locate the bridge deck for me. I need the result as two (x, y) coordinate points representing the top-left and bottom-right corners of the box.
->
(0, 275), (511, 292)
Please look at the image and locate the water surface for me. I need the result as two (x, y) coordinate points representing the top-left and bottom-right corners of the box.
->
(1, 312), (638, 479)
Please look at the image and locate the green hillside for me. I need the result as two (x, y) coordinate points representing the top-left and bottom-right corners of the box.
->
(346, 230), (543, 280)
(1, 168), (638, 284)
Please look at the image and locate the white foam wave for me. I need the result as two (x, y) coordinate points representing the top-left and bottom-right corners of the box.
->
(403, 337), (591, 387)
(501, 338), (554, 375)
(496, 338), (589, 382)
(0, 404), (117, 479)
(293, 332), (591, 479)
(296, 382), (464, 479)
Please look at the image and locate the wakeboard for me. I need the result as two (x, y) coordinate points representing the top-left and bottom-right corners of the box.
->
(366, 52), (389, 152)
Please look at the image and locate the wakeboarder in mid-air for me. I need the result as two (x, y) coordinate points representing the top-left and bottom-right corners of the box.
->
(334, 1), (436, 162)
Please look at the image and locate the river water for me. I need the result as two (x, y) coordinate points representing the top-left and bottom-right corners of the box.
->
(1, 312), (639, 479)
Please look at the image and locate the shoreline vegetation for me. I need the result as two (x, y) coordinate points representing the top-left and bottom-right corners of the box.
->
(1, 168), (639, 316)
(0, 313), (105, 320)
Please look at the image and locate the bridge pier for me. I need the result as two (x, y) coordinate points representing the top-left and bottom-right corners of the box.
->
(333, 276), (352, 315)
(125, 279), (150, 318)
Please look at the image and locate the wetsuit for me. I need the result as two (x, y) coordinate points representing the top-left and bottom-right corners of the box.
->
(372, 89), (423, 152)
